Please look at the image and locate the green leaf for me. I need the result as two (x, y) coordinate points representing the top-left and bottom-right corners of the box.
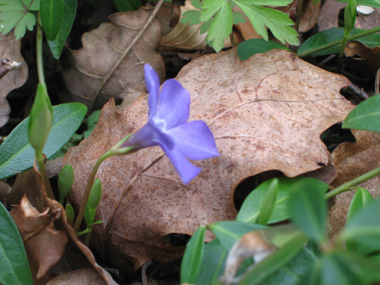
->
(344, 0), (356, 35)
(40, 0), (64, 40)
(47, 0), (77, 59)
(28, 83), (53, 155)
(113, 0), (140, 11)
(180, 226), (206, 284)
(210, 221), (267, 251)
(343, 199), (380, 256)
(232, 0), (299, 45)
(289, 178), (327, 243)
(238, 39), (290, 60)
(260, 246), (317, 285)
(65, 203), (75, 224)
(58, 164), (74, 204)
(203, 0), (233, 52)
(84, 178), (102, 226)
(83, 110), (101, 139)
(257, 178), (278, 225)
(347, 188), (374, 222)
(191, 0), (202, 9)
(343, 93), (380, 132)
(297, 28), (380, 56)
(0, 0), (37, 39)
(0, 103), (87, 180)
(239, 231), (308, 284)
(196, 239), (227, 284)
(336, 0), (380, 9)
(237, 177), (329, 225)
(0, 202), (33, 285)
(181, 10), (201, 26)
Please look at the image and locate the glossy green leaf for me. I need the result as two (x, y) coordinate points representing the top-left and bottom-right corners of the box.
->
(257, 178), (278, 225)
(210, 221), (267, 251)
(336, 0), (380, 8)
(28, 83), (53, 155)
(196, 239), (227, 284)
(237, 39), (290, 60)
(83, 110), (101, 139)
(260, 246), (317, 285)
(343, 93), (380, 132)
(0, 202), (33, 285)
(347, 188), (374, 222)
(289, 179), (327, 243)
(180, 226), (206, 284)
(343, 199), (380, 256)
(47, 0), (77, 59)
(239, 231), (308, 284)
(40, 0), (64, 40)
(58, 164), (74, 204)
(0, 0), (36, 39)
(237, 177), (329, 225)
(114, 0), (140, 11)
(0, 103), (87, 180)
(297, 28), (380, 56)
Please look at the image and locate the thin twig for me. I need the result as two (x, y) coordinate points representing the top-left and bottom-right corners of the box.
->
(91, 0), (165, 112)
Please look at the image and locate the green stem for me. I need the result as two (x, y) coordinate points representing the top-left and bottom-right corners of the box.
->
(325, 166), (380, 200)
(73, 150), (113, 232)
(297, 26), (380, 58)
(84, 226), (92, 246)
(36, 151), (55, 199)
(36, 13), (46, 86)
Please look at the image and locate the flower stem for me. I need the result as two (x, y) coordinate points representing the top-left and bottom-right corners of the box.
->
(73, 150), (112, 232)
(36, 13), (46, 86)
(297, 26), (380, 58)
(325, 166), (380, 200)
(36, 151), (55, 199)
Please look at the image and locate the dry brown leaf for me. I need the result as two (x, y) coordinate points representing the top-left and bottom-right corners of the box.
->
(46, 268), (107, 285)
(0, 32), (28, 127)
(10, 195), (68, 281)
(329, 130), (380, 239)
(61, 8), (165, 110)
(299, 0), (321, 33)
(63, 48), (353, 270)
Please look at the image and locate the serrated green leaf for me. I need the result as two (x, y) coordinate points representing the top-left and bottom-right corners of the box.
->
(0, 202), (33, 285)
(0, 103), (87, 180)
(40, 0), (64, 40)
(47, 0), (77, 59)
(191, 0), (202, 9)
(181, 10), (201, 26)
(343, 93), (380, 132)
(251, 0), (292, 5)
(232, 11), (245, 24)
(199, 0), (224, 22)
(206, 0), (233, 51)
(232, 0), (299, 45)
(180, 226), (206, 284)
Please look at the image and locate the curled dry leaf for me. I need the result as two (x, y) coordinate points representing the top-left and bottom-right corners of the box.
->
(61, 8), (165, 110)
(329, 130), (380, 239)
(345, 41), (380, 74)
(10, 195), (68, 281)
(63, 48), (353, 270)
(0, 32), (28, 127)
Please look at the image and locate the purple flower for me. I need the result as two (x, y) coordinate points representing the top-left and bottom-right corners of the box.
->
(121, 64), (219, 184)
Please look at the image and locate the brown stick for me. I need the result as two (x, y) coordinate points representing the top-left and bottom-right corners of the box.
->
(91, 0), (165, 112)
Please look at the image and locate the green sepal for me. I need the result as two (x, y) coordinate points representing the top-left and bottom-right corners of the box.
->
(84, 178), (102, 226)
(65, 203), (75, 224)
(28, 83), (53, 155)
(58, 164), (74, 204)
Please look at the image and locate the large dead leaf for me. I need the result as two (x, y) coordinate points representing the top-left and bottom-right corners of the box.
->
(61, 8), (165, 110)
(329, 130), (380, 239)
(0, 32), (28, 127)
(63, 48), (353, 270)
